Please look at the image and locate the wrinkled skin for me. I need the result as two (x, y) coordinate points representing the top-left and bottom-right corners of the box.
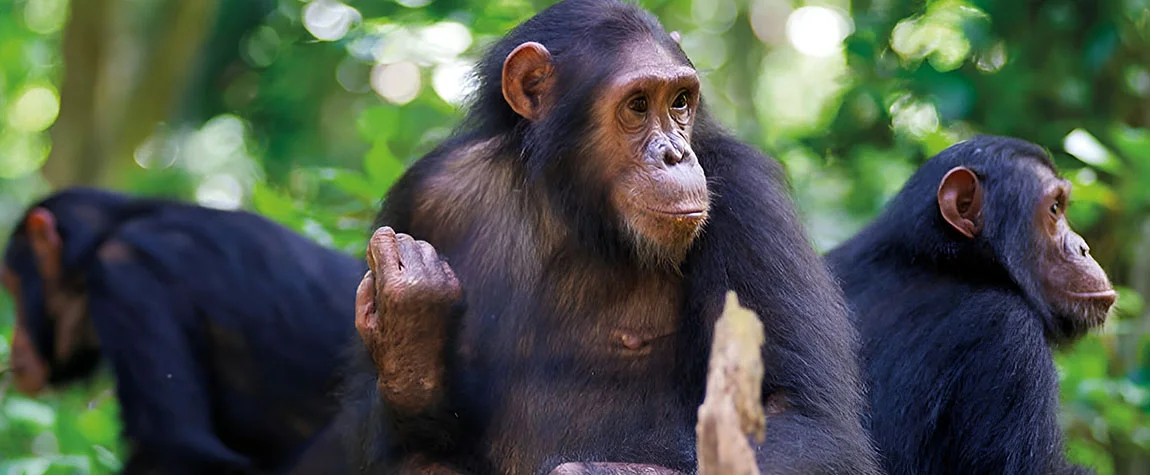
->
(1029, 165), (1116, 331)
(357, 226), (461, 416)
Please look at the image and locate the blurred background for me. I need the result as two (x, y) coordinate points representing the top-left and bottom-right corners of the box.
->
(0, 0), (1147, 473)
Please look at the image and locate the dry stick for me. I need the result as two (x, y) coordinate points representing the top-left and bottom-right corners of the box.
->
(696, 291), (766, 475)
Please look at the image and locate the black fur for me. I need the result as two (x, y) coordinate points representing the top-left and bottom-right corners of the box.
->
(333, 1), (879, 473)
(827, 135), (1095, 475)
(3, 188), (366, 474)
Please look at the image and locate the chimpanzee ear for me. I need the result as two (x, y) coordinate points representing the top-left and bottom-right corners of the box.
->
(25, 207), (63, 281)
(937, 167), (983, 239)
(502, 42), (555, 121)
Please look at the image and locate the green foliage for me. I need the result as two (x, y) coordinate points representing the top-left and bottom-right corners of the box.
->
(1, 0), (1149, 473)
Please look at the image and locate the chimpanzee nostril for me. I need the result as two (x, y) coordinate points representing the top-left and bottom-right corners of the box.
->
(663, 145), (684, 166)
(1079, 243), (1090, 257)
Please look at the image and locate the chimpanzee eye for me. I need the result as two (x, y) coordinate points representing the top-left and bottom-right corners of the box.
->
(1050, 202), (1060, 216)
(628, 97), (648, 114)
(671, 91), (690, 110)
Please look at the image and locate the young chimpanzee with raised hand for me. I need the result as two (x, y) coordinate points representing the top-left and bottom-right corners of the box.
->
(827, 136), (1117, 475)
(1, 188), (366, 474)
(333, 0), (881, 474)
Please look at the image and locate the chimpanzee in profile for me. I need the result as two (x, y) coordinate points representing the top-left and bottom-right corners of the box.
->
(1, 187), (366, 474)
(328, 0), (882, 473)
(826, 135), (1116, 475)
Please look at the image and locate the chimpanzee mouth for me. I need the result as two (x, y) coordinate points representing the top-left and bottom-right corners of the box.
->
(1068, 289), (1118, 300)
(646, 207), (707, 219)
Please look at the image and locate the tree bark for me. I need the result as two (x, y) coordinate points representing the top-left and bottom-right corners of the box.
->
(40, 0), (220, 189)
(42, 0), (111, 188)
(696, 291), (766, 475)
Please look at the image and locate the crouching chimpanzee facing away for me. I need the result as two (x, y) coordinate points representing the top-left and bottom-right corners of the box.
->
(827, 136), (1116, 475)
(330, 0), (881, 474)
(1, 188), (366, 474)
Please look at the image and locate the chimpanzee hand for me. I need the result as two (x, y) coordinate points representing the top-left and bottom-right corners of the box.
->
(549, 463), (684, 475)
(357, 226), (461, 415)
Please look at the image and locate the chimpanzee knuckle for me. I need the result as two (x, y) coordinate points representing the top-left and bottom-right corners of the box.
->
(378, 253), (402, 271)
(369, 230), (394, 252)
(355, 313), (379, 334)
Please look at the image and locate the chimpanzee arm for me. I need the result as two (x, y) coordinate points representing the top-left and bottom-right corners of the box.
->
(336, 154), (467, 472)
(948, 304), (1093, 475)
(89, 240), (251, 474)
(690, 132), (881, 475)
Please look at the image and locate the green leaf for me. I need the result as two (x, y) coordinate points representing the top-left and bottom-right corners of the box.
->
(299, 167), (378, 203)
(93, 445), (123, 470)
(363, 141), (405, 191)
(356, 106), (399, 142)
(4, 398), (55, 428)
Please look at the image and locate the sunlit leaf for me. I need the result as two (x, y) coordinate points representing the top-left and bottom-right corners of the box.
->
(1063, 129), (1124, 175)
(4, 398), (55, 428)
(93, 444), (123, 470)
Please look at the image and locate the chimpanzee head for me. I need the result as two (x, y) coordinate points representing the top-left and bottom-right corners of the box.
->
(465, 0), (710, 268)
(890, 135), (1117, 343)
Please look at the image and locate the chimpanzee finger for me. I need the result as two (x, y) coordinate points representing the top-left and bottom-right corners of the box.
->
(395, 234), (427, 276)
(355, 271), (378, 335)
(440, 261), (461, 300)
(368, 227), (401, 276)
(415, 241), (445, 280)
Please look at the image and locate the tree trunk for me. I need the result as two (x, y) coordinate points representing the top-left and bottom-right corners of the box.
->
(42, 0), (111, 188)
(40, 0), (220, 189)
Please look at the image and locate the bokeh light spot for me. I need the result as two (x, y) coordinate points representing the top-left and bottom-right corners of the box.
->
(303, 0), (361, 42)
(0, 131), (50, 179)
(680, 31), (728, 71)
(133, 133), (179, 170)
(419, 21), (473, 63)
(432, 59), (476, 106)
(196, 174), (244, 210)
(23, 0), (68, 35)
(372, 62), (422, 105)
(8, 85), (59, 133)
(786, 6), (853, 58)
(889, 96), (940, 138)
(749, 0), (792, 45)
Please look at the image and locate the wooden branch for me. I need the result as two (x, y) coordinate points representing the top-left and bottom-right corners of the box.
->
(696, 291), (766, 475)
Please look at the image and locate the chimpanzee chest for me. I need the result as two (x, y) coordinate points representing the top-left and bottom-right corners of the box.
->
(464, 278), (698, 475)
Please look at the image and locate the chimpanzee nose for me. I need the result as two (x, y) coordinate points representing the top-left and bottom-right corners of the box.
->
(661, 143), (685, 166)
(1064, 233), (1091, 258)
(648, 136), (693, 167)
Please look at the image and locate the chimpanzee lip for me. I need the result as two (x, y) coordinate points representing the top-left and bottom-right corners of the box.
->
(1068, 289), (1117, 299)
(646, 207), (707, 218)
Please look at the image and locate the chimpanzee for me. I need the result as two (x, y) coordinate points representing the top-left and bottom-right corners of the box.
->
(331, 0), (881, 474)
(1, 187), (366, 474)
(826, 135), (1116, 475)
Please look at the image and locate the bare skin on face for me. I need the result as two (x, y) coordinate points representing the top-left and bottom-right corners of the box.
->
(584, 41), (710, 267)
(1027, 164), (1116, 328)
(2, 209), (97, 397)
(2, 268), (49, 395)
